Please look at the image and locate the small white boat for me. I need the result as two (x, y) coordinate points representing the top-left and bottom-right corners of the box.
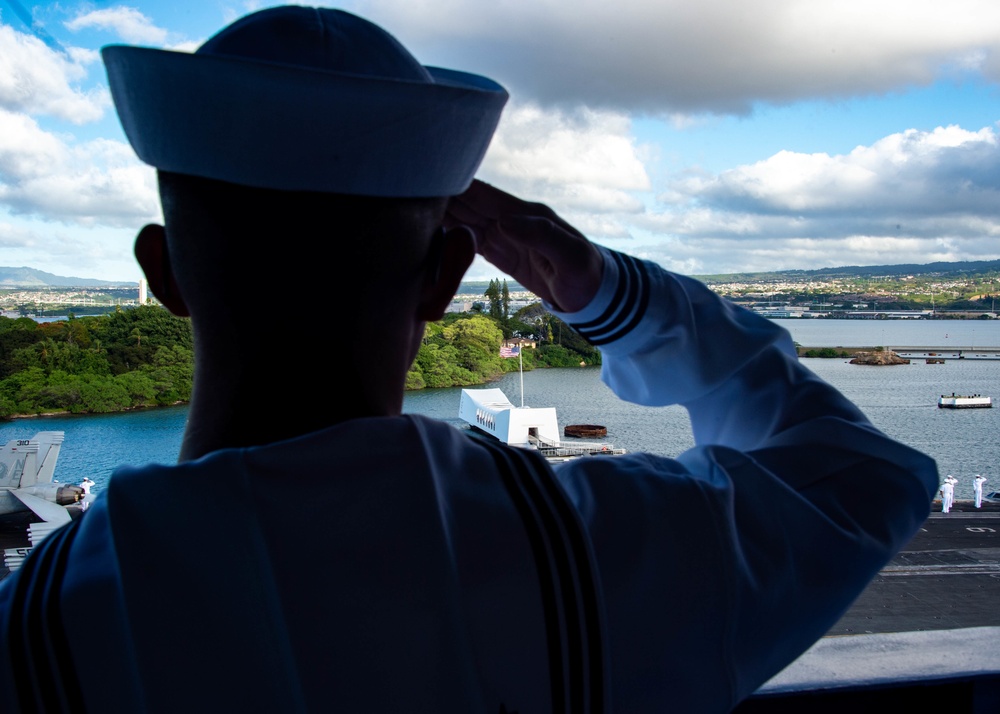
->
(937, 394), (992, 409)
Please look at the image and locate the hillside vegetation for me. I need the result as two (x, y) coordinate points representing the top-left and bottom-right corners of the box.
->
(0, 284), (598, 419)
(0, 306), (193, 418)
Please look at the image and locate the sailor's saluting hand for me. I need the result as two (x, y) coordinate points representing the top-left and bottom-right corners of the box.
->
(446, 180), (604, 313)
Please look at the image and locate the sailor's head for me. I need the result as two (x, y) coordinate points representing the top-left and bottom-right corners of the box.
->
(101, 6), (506, 330)
(102, 6), (507, 198)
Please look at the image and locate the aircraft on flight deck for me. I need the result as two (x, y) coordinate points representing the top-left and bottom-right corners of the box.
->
(0, 431), (83, 526)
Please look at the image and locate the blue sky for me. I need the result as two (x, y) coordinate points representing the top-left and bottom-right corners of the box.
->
(2, 1), (1000, 281)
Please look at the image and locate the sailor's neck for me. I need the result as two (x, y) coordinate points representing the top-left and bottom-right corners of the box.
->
(177, 378), (403, 462)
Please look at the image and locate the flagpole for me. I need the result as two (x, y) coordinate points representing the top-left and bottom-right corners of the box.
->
(501, 342), (525, 407)
(519, 348), (524, 407)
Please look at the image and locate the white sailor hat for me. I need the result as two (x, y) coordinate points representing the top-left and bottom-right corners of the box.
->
(102, 6), (508, 197)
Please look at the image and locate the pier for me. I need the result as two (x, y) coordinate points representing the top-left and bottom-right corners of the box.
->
(797, 345), (1000, 360)
(889, 346), (1000, 360)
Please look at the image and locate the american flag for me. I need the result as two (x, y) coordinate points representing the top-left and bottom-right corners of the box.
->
(500, 345), (520, 358)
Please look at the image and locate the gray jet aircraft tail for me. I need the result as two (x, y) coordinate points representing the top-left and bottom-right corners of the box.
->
(0, 432), (82, 524)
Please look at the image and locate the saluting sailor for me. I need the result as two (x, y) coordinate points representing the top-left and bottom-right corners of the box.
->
(973, 474), (988, 508)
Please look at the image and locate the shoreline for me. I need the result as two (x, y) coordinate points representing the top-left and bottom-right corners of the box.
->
(1, 364), (601, 422)
(797, 346), (878, 356)
(1, 401), (186, 422)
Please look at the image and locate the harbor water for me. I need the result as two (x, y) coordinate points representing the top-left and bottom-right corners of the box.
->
(1, 319), (997, 500)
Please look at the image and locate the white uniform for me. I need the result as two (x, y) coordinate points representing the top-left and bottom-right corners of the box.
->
(941, 480), (955, 512)
(974, 475), (987, 508)
(0, 247), (938, 714)
(79, 477), (95, 511)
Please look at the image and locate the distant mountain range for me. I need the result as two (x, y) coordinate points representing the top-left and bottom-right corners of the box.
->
(695, 258), (1000, 282)
(4, 257), (1000, 290)
(0, 267), (136, 288)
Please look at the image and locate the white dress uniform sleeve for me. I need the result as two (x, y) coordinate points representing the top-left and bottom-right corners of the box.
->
(546, 247), (939, 712)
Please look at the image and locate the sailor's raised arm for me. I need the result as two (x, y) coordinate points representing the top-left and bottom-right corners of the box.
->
(446, 180), (603, 314)
(450, 179), (870, 449)
(454, 181), (938, 709)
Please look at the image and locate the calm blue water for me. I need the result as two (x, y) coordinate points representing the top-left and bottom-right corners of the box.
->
(0, 406), (189, 492)
(2, 320), (996, 499)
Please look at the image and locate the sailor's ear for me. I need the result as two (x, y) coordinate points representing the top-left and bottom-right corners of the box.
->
(417, 226), (475, 321)
(134, 224), (190, 317)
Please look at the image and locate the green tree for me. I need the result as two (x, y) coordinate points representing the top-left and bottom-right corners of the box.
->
(404, 364), (426, 390)
(407, 315), (506, 389)
(141, 345), (195, 404)
(0, 366), (47, 414)
(115, 371), (159, 406)
(96, 304), (193, 352)
(10, 340), (112, 377)
(534, 344), (581, 367)
(413, 343), (476, 388)
(445, 315), (504, 379)
(0, 317), (43, 378)
(484, 278), (503, 320)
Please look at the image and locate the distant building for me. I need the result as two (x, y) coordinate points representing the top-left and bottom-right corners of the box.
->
(446, 300), (475, 313)
(752, 306), (810, 318)
(139, 279), (147, 305)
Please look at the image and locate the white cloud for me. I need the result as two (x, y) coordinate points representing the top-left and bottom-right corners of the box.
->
(466, 108), (1000, 272)
(65, 7), (168, 45)
(0, 217), (141, 281)
(0, 220), (33, 250)
(485, 105), (649, 190)
(477, 102), (649, 238)
(0, 108), (159, 227)
(0, 24), (106, 123)
(668, 125), (1000, 224)
(368, 0), (1000, 114)
(614, 123), (1000, 272)
(169, 40), (201, 53)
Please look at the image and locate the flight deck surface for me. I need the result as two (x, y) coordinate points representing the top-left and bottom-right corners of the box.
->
(829, 500), (1000, 635)
(2, 502), (999, 636)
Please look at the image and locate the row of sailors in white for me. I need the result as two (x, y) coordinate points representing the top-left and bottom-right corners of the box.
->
(940, 474), (989, 512)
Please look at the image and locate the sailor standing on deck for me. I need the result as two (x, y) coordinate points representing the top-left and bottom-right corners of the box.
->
(973, 474), (988, 508)
(79, 476), (94, 511)
(941, 476), (956, 512)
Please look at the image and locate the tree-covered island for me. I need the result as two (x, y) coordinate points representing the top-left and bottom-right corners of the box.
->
(0, 280), (599, 419)
(0, 305), (194, 419)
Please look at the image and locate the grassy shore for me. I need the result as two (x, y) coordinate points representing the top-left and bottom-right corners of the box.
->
(796, 346), (876, 358)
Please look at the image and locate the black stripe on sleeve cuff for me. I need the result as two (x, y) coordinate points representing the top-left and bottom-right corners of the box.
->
(570, 251), (650, 347)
